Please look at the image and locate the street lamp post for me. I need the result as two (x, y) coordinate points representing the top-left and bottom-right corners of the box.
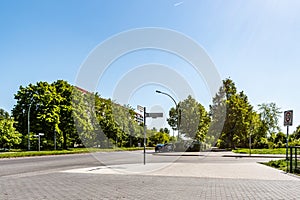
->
(156, 90), (180, 139)
(27, 103), (33, 151)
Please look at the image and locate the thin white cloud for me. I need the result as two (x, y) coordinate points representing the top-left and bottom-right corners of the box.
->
(174, 1), (184, 7)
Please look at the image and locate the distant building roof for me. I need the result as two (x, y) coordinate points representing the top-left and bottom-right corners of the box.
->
(75, 86), (90, 94)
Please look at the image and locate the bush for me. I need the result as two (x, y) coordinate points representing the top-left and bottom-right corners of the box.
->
(275, 141), (285, 148)
(265, 159), (287, 171)
(267, 141), (275, 149)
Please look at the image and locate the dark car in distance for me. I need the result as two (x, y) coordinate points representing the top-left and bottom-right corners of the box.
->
(155, 143), (174, 152)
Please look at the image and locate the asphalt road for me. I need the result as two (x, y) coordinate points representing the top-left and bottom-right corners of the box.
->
(0, 150), (282, 177)
(1, 150), (299, 200)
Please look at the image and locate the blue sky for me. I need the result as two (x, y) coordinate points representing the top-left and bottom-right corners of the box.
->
(1, 0), (300, 131)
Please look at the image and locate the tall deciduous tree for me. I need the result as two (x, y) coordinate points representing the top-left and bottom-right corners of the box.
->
(258, 102), (282, 136)
(13, 81), (77, 149)
(0, 109), (22, 149)
(167, 107), (178, 132)
(210, 78), (255, 149)
(168, 95), (210, 141)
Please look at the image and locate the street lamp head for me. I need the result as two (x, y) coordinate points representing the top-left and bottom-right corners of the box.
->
(155, 90), (162, 94)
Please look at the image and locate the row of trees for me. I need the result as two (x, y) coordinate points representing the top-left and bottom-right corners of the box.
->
(1, 80), (172, 150)
(7, 80), (145, 150)
(167, 78), (300, 149)
(1, 78), (300, 150)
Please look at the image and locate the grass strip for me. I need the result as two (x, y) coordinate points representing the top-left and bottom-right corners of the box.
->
(0, 147), (154, 159)
(233, 148), (286, 154)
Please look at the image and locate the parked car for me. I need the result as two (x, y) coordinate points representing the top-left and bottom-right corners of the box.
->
(155, 143), (174, 152)
(155, 144), (165, 152)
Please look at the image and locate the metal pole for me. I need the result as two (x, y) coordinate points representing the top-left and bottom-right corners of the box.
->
(177, 107), (180, 140)
(27, 103), (32, 151)
(143, 107), (146, 165)
(54, 130), (56, 150)
(286, 126), (289, 160)
(155, 90), (179, 139)
(286, 125), (289, 173)
(38, 135), (41, 152)
(249, 133), (252, 156)
(290, 147), (293, 173)
(295, 147), (297, 170)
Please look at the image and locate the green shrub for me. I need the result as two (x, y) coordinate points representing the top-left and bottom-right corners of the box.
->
(264, 159), (287, 171)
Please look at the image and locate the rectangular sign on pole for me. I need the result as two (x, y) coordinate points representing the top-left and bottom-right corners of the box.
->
(145, 113), (163, 118)
(284, 110), (293, 166)
(137, 105), (144, 113)
(284, 110), (293, 126)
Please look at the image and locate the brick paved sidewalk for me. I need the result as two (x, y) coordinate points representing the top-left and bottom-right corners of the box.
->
(1, 172), (299, 200)
(1, 151), (299, 200)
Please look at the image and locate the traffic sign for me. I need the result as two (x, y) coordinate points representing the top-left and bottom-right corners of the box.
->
(137, 105), (144, 112)
(284, 110), (293, 126)
(145, 112), (163, 118)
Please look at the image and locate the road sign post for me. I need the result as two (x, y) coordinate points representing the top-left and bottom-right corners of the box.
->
(284, 110), (293, 126)
(138, 105), (163, 165)
(145, 113), (163, 118)
(284, 110), (293, 169)
(37, 133), (44, 152)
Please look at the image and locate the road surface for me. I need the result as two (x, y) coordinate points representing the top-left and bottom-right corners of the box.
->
(1, 150), (299, 199)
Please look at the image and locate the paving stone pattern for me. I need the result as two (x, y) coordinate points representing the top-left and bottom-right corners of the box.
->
(1, 172), (299, 200)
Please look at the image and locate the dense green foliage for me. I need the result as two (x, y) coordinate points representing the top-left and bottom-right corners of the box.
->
(208, 79), (255, 149)
(12, 81), (78, 150)
(168, 95), (210, 141)
(0, 147), (153, 158)
(0, 109), (22, 149)
(264, 159), (287, 172)
(10, 80), (161, 150)
(206, 78), (297, 149)
(2, 77), (300, 151)
(233, 148), (286, 154)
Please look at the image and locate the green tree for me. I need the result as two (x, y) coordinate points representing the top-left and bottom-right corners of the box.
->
(211, 78), (255, 149)
(159, 127), (170, 134)
(169, 95), (210, 141)
(12, 82), (60, 149)
(208, 83), (227, 146)
(258, 102), (282, 137)
(13, 81), (80, 149)
(167, 107), (178, 132)
(54, 80), (77, 149)
(149, 131), (170, 145)
(0, 114), (22, 149)
(274, 132), (286, 148)
(292, 125), (300, 140)
(0, 108), (10, 120)
(72, 88), (98, 148)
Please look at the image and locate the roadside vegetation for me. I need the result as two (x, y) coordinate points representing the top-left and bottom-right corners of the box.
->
(1, 78), (300, 155)
(263, 159), (300, 175)
(263, 159), (287, 171)
(0, 147), (153, 159)
(233, 148), (286, 154)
